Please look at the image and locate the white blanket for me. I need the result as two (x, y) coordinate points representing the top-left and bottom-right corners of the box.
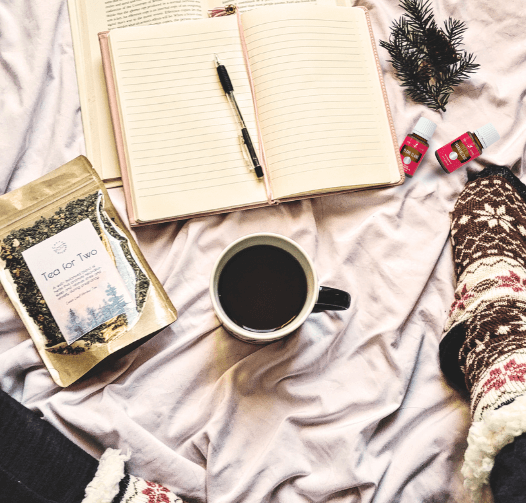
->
(1, 0), (525, 501)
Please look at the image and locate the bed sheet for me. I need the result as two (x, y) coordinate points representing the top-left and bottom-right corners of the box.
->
(1, 0), (525, 501)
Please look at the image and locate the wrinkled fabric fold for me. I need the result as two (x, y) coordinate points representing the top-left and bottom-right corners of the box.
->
(3, 1), (526, 502)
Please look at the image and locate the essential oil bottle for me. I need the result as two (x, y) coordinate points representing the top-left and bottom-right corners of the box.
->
(400, 117), (437, 177)
(435, 123), (500, 173)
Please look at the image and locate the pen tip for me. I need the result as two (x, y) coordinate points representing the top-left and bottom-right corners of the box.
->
(214, 54), (221, 65)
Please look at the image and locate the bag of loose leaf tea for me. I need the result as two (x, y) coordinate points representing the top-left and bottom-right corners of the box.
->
(0, 156), (177, 387)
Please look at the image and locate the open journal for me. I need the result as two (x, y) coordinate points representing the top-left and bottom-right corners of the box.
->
(68, 0), (320, 185)
(99, 4), (404, 225)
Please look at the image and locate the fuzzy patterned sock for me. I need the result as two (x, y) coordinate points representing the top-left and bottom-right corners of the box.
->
(82, 449), (183, 503)
(0, 388), (184, 503)
(440, 165), (526, 500)
(114, 473), (184, 503)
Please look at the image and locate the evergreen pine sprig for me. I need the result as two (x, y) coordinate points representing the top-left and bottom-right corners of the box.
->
(380, 0), (479, 112)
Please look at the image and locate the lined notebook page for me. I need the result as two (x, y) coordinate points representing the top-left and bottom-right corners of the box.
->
(241, 5), (399, 199)
(108, 16), (267, 222)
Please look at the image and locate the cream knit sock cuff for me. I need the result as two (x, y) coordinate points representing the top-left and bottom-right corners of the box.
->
(81, 449), (183, 503)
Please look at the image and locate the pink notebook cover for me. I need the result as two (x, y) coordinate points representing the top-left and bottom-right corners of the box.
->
(98, 7), (404, 226)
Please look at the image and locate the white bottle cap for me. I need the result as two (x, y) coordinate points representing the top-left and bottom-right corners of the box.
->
(412, 117), (437, 141)
(474, 123), (500, 149)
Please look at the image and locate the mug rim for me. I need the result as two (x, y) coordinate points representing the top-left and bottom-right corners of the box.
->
(209, 233), (318, 343)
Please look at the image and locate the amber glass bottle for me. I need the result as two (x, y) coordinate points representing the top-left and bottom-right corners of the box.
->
(400, 117), (437, 177)
(435, 123), (500, 173)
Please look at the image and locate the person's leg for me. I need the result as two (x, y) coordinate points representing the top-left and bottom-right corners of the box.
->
(0, 390), (183, 503)
(439, 165), (526, 502)
(0, 389), (98, 503)
(490, 431), (526, 503)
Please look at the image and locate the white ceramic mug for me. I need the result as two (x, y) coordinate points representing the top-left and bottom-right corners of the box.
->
(209, 233), (350, 344)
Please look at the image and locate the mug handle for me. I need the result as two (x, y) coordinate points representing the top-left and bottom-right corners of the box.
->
(312, 286), (351, 313)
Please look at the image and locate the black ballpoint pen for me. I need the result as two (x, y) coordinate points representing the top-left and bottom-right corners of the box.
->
(214, 54), (264, 179)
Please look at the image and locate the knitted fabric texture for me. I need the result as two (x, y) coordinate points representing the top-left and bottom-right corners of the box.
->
(82, 449), (183, 503)
(462, 392), (526, 501)
(439, 166), (526, 501)
(82, 449), (130, 503)
(441, 166), (526, 421)
(115, 473), (183, 503)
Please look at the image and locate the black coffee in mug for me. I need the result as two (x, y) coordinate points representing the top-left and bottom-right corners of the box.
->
(218, 244), (308, 332)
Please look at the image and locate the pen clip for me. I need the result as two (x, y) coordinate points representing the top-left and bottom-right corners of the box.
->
(239, 135), (253, 170)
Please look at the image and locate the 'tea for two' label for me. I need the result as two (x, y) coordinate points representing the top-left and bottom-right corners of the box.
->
(22, 219), (133, 345)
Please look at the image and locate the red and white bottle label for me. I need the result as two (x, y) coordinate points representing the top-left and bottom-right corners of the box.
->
(436, 133), (481, 173)
(400, 136), (428, 176)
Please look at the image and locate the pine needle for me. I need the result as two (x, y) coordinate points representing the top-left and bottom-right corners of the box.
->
(380, 0), (479, 112)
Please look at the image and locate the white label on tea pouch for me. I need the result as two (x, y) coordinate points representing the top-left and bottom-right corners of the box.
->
(22, 219), (133, 345)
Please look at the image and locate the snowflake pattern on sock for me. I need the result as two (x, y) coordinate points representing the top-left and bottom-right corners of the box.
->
(441, 167), (526, 420)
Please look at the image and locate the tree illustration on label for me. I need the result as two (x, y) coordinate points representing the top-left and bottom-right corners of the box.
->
(63, 282), (129, 343)
(66, 309), (84, 339)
